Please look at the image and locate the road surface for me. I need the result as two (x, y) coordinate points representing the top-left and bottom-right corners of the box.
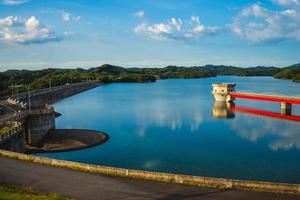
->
(0, 157), (299, 200)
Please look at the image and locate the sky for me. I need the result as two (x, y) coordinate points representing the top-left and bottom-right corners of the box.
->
(0, 0), (299, 70)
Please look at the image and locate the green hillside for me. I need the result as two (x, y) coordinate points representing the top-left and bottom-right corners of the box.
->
(274, 64), (300, 83)
(1, 63), (299, 97)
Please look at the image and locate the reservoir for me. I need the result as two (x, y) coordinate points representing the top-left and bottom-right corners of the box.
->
(38, 76), (300, 184)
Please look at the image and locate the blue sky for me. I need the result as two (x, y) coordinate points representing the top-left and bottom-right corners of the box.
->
(0, 0), (299, 70)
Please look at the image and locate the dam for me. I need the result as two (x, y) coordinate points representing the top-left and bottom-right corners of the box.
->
(0, 81), (101, 153)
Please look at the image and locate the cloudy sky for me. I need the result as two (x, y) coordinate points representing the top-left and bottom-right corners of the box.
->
(0, 0), (299, 70)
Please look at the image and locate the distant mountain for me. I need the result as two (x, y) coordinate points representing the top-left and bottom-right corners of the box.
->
(89, 64), (125, 76)
(200, 65), (280, 76)
(288, 63), (300, 67)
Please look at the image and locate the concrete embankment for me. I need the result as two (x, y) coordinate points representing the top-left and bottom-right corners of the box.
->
(0, 149), (299, 195)
(2, 156), (299, 200)
(26, 129), (109, 153)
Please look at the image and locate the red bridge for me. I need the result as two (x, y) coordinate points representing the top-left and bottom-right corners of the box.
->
(229, 92), (300, 122)
(211, 83), (300, 122)
(229, 92), (300, 105)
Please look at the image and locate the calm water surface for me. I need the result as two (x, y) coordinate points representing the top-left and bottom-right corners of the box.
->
(38, 76), (300, 183)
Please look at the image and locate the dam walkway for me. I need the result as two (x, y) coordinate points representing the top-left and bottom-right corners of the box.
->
(0, 156), (299, 200)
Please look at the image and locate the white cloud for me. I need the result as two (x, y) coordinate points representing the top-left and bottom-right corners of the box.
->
(74, 15), (81, 21)
(61, 11), (81, 22)
(63, 31), (74, 37)
(133, 10), (145, 18)
(0, 16), (62, 44)
(229, 1), (300, 42)
(1, 0), (29, 5)
(273, 0), (300, 6)
(61, 12), (71, 22)
(134, 16), (220, 42)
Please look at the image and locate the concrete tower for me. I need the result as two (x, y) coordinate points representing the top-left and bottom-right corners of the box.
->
(212, 83), (236, 102)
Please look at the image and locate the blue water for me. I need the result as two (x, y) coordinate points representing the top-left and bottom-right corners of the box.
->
(38, 76), (300, 183)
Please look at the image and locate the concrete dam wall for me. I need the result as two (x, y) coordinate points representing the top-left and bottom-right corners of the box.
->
(25, 107), (56, 145)
(0, 81), (101, 152)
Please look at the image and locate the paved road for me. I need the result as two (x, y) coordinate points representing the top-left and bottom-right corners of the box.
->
(0, 157), (299, 200)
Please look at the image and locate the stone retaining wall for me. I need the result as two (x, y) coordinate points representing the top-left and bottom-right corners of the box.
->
(0, 150), (299, 195)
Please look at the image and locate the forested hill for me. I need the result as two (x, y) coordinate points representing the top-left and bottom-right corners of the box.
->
(200, 65), (280, 76)
(0, 63), (299, 96)
(274, 63), (300, 83)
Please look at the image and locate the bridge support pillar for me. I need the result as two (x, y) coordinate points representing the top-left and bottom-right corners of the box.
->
(281, 102), (292, 116)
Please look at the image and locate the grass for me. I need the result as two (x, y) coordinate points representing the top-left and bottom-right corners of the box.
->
(0, 125), (16, 136)
(0, 183), (71, 200)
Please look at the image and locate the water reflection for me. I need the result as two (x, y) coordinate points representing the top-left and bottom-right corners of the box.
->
(212, 102), (235, 119)
(134, 98), (205, 135)
(231, 114), (300, 151)
(211, 101), (300, 151)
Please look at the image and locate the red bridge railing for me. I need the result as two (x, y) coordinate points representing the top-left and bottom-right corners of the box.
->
(229, 92), (300, 104)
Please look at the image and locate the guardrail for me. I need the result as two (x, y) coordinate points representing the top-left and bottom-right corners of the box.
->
(0, 121), (23, 143)
(28, 105), (54, 115)
(232, 91), (300, 100)
(0, 112), (28, 124)
(7, 81), (98, 101)
(6, 81), (99, 109)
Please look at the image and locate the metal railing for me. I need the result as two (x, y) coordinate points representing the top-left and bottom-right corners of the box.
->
(231, 91), (300, 100)
(0, 121), (23, 143)
(0, 111), (28, 124)
(8, 81), (98, 100)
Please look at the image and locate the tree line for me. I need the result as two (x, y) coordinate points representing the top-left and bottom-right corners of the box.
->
(0, 63), (299, 96)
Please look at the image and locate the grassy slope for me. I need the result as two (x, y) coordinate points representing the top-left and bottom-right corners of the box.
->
(0, 184), (71, 200)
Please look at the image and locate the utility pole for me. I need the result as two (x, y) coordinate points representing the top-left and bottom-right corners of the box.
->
(28, 86), (31, 113)
(11, 84), (13, 98)
(16, 85), (19, 100)
(13, 84), (15, 98)
(49, 79), (52, 90)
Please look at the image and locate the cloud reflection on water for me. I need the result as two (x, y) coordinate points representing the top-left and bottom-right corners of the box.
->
(231, 114), (300, 151)
(133, 98), (205, 137)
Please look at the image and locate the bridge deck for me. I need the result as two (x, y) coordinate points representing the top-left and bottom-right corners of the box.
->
(230, 92), (300, 104)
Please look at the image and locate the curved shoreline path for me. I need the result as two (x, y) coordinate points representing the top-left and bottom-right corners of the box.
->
(26, 129), (109, 154)
(0, 156), (299, 200)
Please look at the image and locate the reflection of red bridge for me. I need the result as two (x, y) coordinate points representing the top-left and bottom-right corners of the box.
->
(229, 104), (300, 122)
(229, 92), (300, 105)
(229, 92), (300, 122)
